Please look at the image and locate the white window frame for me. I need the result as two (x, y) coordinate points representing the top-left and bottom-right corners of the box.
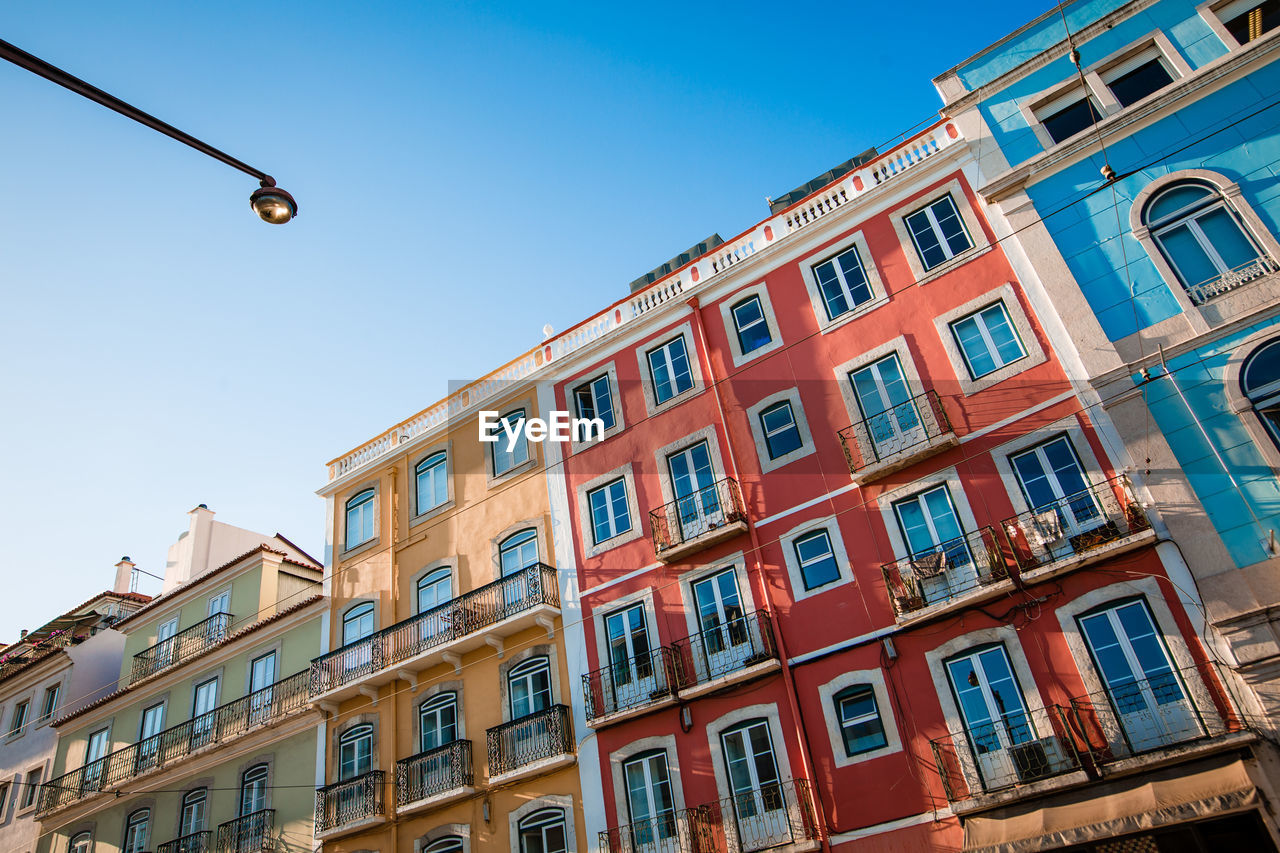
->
(778, 515), (854, 601)
(586, 478), (634, 546)
(8, 699), (30, 738)
(933, 283), (1047, 395)
(608, 735), (687, 842)
(890, 180), (992, 285)
(342, 485), (378, 553)
(573, 464), (642, 558)
(745, 388), (815, 473)
(568, 362), (624, 452)
(816, 669), (902, 767)
(797, 230), (889, 333)
(508, 796), (577, 853)
(1201, 0), (1280, 49)
(718, 282), (784, 365)
(412, 444), (453, 521)
(703, 703), (800, 849)
(635, 323), (704, 417)
(490, 408), (532, 479)
(876, 467), (983, 567)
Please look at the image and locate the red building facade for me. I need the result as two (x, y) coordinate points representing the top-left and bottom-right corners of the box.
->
(542, 121), (1256, 853)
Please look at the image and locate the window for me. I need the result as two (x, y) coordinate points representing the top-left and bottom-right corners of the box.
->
(500, 529), (539, 578)
(1101, 49), (1173, 107)
(574, 374), (616, 432)
(123, 808), (150, 853)
(793, 530), (841, 591)
(491, 409), (530, 476)
(20, 768), (40, 809)
(647, 336), (694, 404)
(0, 781), (9, 821)
(9, 700), (28, 736)
(342, 602), (375, 645)
(1038, 93), (1103, 144)
(587, 479), (632, 544)
(1143, 180), (1263, 303)
(691, 569), (751, 673)
(508, 657), (553, 719)
(69, 832), (92, 853)
(137, 703), (165, 770)
(179, 788), (208, 835)
(419, 692), (458, 751)
(240, 764), (269, 815)
(833, 686), (889, 756)
(83, 728), (110, 790)
(424, 837), (465, 853)
(518, 808), (568, 853)
(1242, 338), (1280, 450)
(943, 646), (1038, 787)
(850, 353), (922, 455)
(1222, 0), (1280, 45)
(623, 751), (676, 845)
(604, 604), (655, 696)
(207, 590), (231, 618)
(1009, 435), (1104, 545)
(417, 568), (452, 613)
(415, 451), (448, 514)
(667, 441), (724, 540)
(345, 488), (376, 549)
(904, 195), (974, 270)
(720, 720), (787, 847)
(893, 485), (973, 587)
(41, 684), (61, 721)
(758, 401), (804, 460)
(813, 245), (875, 320)
(950, 302), (1027, 379)
(192, 677), (219, 746)
(730, 296), (773, 354)
(248, 652), (276, 725)
(338, 724), (374, 780)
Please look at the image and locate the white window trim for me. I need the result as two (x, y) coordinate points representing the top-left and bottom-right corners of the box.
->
(410, 440), (455, 525)
(608, 735), (687, 832)
(652, 425), (729, 511)
(490, 519), (550, 583)
(816, 668), (903, 767)
(990, 415), (1109, 518)
(15, 764), (44, 815)
(719, 282), (785, 366)
(1221, 330), (1280, 473)
(414, 823), (472, 853)
(796, 230), (890, 333)
(932, 283), (1047, 396)
(890, 179), (991, 284)
(207, 586), (233, 616)
(340, 482), (380, 557)
(339, 598), (380, 648)
(875, 467), (982, 563)
(1200, 0), (1280, 50)
(746, 388), (816, 473)
(574, 463), (644, 558)
(417, 679), (467, 746)
(677, 553), (758, 649)
(409, 558), (460, 614)
(635, 323), (706, 417)
(592, 587), (663, 691)
(568, 362), (626, 453)
(485, 398), (540, 488)
(778, 514), (854, 601)
(832, 336), (926, 429)
(498, 643), (560, 723)
(509, 795), (577, 853)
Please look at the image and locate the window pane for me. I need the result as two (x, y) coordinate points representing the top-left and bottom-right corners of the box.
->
(1042, 97), (1102, 144)
(814, 259), (850, 318)
(931, 197), (973, 256)
(592, 376), (616, 431)
(1226, 0), (1280, 44)
(732, 297), (773, 353)
(1107, 58), (1173, 107)
(1156, 224), (1219, 287)
(906, 209), (947, 269)
(1146, 185), (1214, 223)
(1196, 207), (1260, 270)
(795, 531), (840, 590)
(952, 315), (997, 377)
(837, 686), (888, 755)
(760, 402), (803, 459)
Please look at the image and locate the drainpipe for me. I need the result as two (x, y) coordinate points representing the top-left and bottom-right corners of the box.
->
(684, 297), (833, 851)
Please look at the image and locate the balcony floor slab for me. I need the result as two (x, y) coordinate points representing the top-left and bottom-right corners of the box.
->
(397, 785), (475, 819)
(1018, 530), (1156, 586)
(587, 695), (678, 729)
(850, 434), (958, 485)
(315, 814), (389, 842)
(656, 521), (748, 564)
(488, 753), (576, 787)
(678, 658), (781, 701)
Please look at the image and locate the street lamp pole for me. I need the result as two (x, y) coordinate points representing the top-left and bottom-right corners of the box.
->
(0, 36), (297, 224)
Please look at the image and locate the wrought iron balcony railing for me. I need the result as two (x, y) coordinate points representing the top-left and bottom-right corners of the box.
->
(315, 770), (386, 835)
(930, 706), (1083, 801)
(650, 478), (747, 558)
(838, 389), (952, 477)
(215, 809), (274, 853)
(1002, 475), (1149, 573)
(157, 831), (212, 853)
(599, 807), (718, 853)
(672, 610), (777, 689)
(881, 527), (1008, 618)
(395, 739), (473, 806)
(487, 704), (573, 777)
(310, 563), (559, 696)
(131, 612), (233, 684)
(0, 632), (77, 682)
(1185, 255), (1277, 305)
(583, 646), (679, 724)
(38, 671), (309, 815)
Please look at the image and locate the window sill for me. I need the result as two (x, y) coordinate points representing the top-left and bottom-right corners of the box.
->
(339, 537), (382, 563)
(911, 244), (994, 287)
(409, 500), (456, 529)
(815, 293), (891, 336)
(580, 526), (645, 560)
(486, 456), (538, 489)
(567, 425), (624, 457)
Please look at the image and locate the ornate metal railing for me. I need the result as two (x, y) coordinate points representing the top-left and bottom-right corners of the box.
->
(1185, 255), (1277, 305)
(315, 770), (386, 835)
(487, 704), (573, 776)
(672, 611), (776, 688)
(310, 563), (559, 696)
(396, 740), (473, 806)
(583, 646), (679, 723)
(649, 478), (747, 557)
(930, 706), (1083, 801)
(38, 671), (310, 815)
(131, 612), (233, 684)
(215, 809), (274, 853)
(157, 831), (212, 853)
(0, 632), (77, 682)
(1002, 475), (1149, 573)
(881, 527), (1008, 617)
(600, 807), (719, 853)
(838, 389), (951, 474)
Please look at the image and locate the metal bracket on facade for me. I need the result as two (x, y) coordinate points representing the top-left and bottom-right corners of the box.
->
(443, 652), (462, 673)
(358, 685), (379, 706)
(397, 669), (418, 692)
(486, 636), (505, 658)
(536, 616), (555, 638)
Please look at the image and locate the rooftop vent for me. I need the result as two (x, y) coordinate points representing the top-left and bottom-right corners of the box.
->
(768, 149), (879, 214)
(628, 234), (724, 293)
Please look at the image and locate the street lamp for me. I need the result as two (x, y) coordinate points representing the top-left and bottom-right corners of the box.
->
(0, 37), (297, 224)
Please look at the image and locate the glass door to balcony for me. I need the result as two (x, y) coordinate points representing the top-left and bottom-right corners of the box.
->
(606, 604), (657, 710)
(417, 568), (453, 645)
(249, 651), (276, 725)
(340, 602), (376, 681)
(507, 657), (553, 761)
(893, 486), (974, 603)
(692, 570), (750, 678)
(850, 354), (922, 458)
(157, 617), (179, 669)
(721, 721), (789, 852)
(136, 702), (165, 773)
(945, 646), (1038, 790)
(668, 442), (722, 541)
(1011, 437), (1104, 556)
(82, 727), (109, 793)
(624, 751), (677, 853)
(500, 529), (540, 610)
(190, 677), (218, 749)
(1080, 601), (1202, 753)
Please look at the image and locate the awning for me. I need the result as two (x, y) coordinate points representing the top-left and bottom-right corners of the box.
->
(962, 753), (1261, 852)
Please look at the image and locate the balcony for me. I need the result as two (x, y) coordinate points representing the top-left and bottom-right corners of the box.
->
(38, 671), (310, 816)
(1002, 475), (1152, 583)
(838, 390), (956, 484)
(315, 770), (387, 840)
(0, 632), (77, 682)
(215, 809), (274, 853)
(395, 740), (474, 816)
(880, 527), (1010, 623)
(309, 563), (560, 704)
(930, 707), (1085, 806)
(131, 612), (233, 684)
(673, 611), (779, 700)
(650, 478), (748, 563)
(1185, 255), (1277, 305)
(486, 704), (575, 784)
(157, 831), (212, 853)
(600, 808), (716, 853)
(583, 647), (679, 727)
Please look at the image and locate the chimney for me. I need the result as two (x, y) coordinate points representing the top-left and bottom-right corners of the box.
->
(114, 557), (135, 594)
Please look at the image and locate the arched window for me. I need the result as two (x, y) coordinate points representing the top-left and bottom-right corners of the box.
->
(240, 763), (269, 815)
(68, 833), (92, 853)
(416, 452), (449, 514)
(123, 809), (149, 853)
(339, 724), (374, 780)
(417, 568), (452, 614)
(345, 488), (376, 549)
(518, 808), (568, 853)
(1242, 339), (1280, 451)
(491, 409), (530, 476)
(499, 529), (539, 576)
(419, 692), (458, 751)
(342, 602), (375, 645)
(1143, 180), (1264, 304)
(423, 837), (465, 853)
(179, 788), (208, 835)
(507, 657), (552, 719)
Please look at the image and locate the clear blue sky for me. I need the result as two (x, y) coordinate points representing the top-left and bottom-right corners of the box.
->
(0, 1), (1048, 640)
